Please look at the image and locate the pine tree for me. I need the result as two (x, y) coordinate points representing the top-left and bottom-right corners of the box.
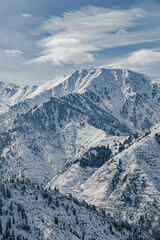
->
(6, 188), (11, 198)
(13, 216), (15, 225)
(54, 217), (58, 225)
(48, 196), (52, 205)
(56, 196), (59, 207)
(0, 219), (2, 234)
(8, 217), (11, 229)
(82, 231), (85, 240)
(11, 230), (15, 240)
(9, 201), (13, 211)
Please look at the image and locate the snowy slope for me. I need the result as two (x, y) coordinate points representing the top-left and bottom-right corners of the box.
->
(26, 68), (160, 131)
(0, 96), (111, 185)
(0, 83), (133, 186)
(47, 124), (160, 238)
(0, 68), (159, 190)
(0, 68), (160, 239)
(1, 180), (136, 240)
(67, 124), (160, 238)
(0, 81), (37, 114)
(47, 135), (127, 193)
(0, 68), (159, 134)
(77, 124), (160, 208)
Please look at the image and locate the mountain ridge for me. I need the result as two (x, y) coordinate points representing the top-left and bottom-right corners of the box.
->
(0, 68), (160, 239)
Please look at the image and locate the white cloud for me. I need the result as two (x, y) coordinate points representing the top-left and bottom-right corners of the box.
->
(104, 49), (160, 70)
(20, 13), (32, 18)
(126, 49), (160, 66)
(27, 6), (160, 66)
(29, 38), (94, 65)
(4, 49), (22, 56)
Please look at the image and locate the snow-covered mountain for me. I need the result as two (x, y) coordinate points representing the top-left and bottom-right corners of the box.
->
(0, 68), (160, 184)
(0, 81), (37, 114)
(0, 68), (160, 239)
(1, 68), (160, 132)
(26, 68), (160, 131)
(48, 123), (160, 239)
(77, 124), (160, 208)
(49, 123), (160, 205)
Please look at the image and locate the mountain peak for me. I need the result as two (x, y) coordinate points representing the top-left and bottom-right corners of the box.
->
(26, 68), (152, 100)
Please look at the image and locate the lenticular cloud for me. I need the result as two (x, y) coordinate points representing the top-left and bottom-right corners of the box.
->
(27, 6), (160, 66)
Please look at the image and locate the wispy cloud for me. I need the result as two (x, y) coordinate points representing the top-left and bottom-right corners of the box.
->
(104, 49), (160, 70)
(27, 6), (160, 66)
(20, 13), (32, 18)
(4, 49), (22, 56)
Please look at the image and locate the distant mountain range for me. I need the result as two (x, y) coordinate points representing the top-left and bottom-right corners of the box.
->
(0, 68), (160, 239)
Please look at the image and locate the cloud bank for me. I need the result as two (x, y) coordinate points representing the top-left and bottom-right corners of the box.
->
(27, 6), (160, 66)
(105, 49), (160, 70)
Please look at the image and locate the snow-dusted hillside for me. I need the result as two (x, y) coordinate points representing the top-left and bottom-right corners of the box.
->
(0, 96), (108, 185)
(48, 126), (160, 203)
(46, 136), (126, 193)
(0, 81), (37, 114)
(76, 124), (160, 208)
(0, 68), (160, 239)
(1, 180), (138, 240)
(47, 124), (160, 238)
(0, 68), (159, 186)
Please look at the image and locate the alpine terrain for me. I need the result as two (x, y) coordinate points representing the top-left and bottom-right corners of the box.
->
(0, 68), (160, 239)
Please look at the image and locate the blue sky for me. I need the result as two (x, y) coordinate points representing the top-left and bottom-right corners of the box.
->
(1, 0), (160, 86)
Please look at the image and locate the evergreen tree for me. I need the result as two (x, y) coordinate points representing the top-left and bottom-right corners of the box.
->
(0, 219), (2, 234)
(9, 201), (13, 211)
(54, 217), (58, 225)
(13, 216), (15, 225)
(56, 196), (59, 207)
(82, 231), (85, 240)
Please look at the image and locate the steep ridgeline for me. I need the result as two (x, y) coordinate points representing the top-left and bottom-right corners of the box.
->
(0, 69), (160, 239)
(0, 81), (37, 114)
(77, 124), (160, 209)
(0, 68), (160, 132)
(0, 69), (159, 185)
(49, 124), (160, 239)
(0, 96), (114, 185)
(0, 87), (132, 186)
(27, 68), (160, 131)
(47, 134), (137, 194)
